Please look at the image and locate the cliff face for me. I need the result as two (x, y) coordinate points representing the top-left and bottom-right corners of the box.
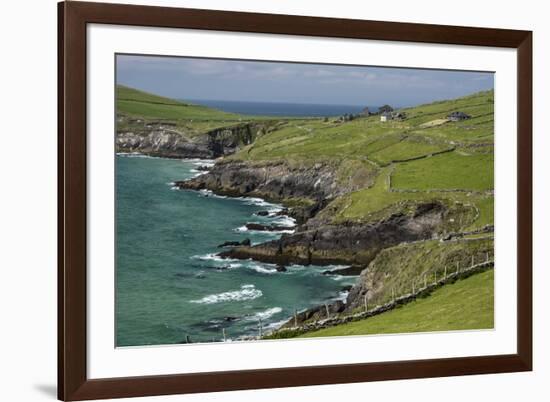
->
(176, 159), (372, 222)
(178, 160), (470, 268)
(177, 159), (344, 198)
(116, 122), (269, 159)
(219, 202), (447, 267)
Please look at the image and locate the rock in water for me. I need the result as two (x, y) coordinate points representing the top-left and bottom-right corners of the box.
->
(245, 223), (292, 232)
(276, 264), (287, 272)
(217, 240), (242, 248)
(217, 238), (252, 248)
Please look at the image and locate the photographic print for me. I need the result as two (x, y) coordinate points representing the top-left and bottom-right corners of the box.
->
(115, 55), (495, 347)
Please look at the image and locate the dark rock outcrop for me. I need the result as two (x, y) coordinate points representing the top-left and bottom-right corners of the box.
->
(220, 202), (446, 267)
(245, 223), (293, 232)
(175, 159), (371, 224)
(276, 264), (287, 272)
(177, 160), (343, 200)
(217, 239), (251, 248)
(116, 122), (272, 159)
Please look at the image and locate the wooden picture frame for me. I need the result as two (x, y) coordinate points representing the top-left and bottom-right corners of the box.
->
(58, 1), (532, 400)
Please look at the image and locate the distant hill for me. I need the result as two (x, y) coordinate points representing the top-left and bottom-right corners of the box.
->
(116, 85), (243, 121)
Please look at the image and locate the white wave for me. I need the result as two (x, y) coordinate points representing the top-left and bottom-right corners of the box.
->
(191, 253), (225, 262)
(190, 284), (262, 304)
(330, 275), (345, 281)
(269, 229), (295, 234)
(335, 291), (350, 301)
(183, 158), (215, 166)
(272, 215), (297, 228)
(325, 264), (351, 270)
(234, 224), (294, 234)
(197, 189), (227, 199)
(248, 263), (278, 274)
(198, 189), (213, 196)
(240, 197), (280, 208)
(190, 169), (208, 178)
(265, 319), (289, 330)
(116, 152), (148, 158)
(190, 159), (215, 167)
(245, 307), (283, 321)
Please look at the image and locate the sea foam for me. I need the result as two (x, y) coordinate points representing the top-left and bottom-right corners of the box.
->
(190, 284), (262, 304)
(248, 263), (278, 275)
(245, 307), (283, 321)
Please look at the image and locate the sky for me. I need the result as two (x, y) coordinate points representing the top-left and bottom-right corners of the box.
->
(116, 54), (494, 107)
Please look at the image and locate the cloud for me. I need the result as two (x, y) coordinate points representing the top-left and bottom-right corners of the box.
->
(116, 54), (493, 106)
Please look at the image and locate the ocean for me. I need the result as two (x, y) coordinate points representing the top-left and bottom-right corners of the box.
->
(116, 155), (357, 346)
(187, 99), (377, 117)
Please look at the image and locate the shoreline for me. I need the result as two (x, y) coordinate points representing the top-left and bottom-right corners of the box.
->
(171, 162), (358, 338)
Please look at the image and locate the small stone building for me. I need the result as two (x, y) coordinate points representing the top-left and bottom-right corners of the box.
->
(447, 111), (471, 121)
(380, 111), (406, 122)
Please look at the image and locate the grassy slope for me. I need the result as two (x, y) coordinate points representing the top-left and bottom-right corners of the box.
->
(116, 85), (244, 121)
(230, 90), (494, 231)
(297, 269), (494, 338)
(392, 151), (494, 191)
(234, 90), (493, 162)
(349, 238), (494, 309)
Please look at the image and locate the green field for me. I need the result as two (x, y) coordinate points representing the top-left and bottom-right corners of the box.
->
(229, 89), (494, 231)
(117, 85), (244, 121)
(391, 151), (494, 191)
(295, 269), (494, 338)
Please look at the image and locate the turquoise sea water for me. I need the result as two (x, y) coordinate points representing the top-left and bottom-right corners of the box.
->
(115, 155), (356, 346)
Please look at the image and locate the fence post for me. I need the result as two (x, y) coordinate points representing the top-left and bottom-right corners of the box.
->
(471, 255), (475, 267)
(222, 328), (226, 342)
(444, 265), (447, 279)
(294, 308), (298, 327)
(258, 319), (263, 338)
(434, 271), (437, 285)
(424, 275), (427, 288)
(412, 281), (415, 294)
(325, 303), (330, 319)
(486, 252), (489, 262)
(456, 260), (460, 274)
(363, 294), (368, 312)
(186, 335), (191, 344)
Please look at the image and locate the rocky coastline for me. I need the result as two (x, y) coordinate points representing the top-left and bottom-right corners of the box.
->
(116, 121), (275, 159)
(173, 157), (470, 330)
(116, 118), (491, 336)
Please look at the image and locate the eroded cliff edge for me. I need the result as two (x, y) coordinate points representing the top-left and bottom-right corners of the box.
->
(116, 118), (278, 159)
(175, 159), (485, 315)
